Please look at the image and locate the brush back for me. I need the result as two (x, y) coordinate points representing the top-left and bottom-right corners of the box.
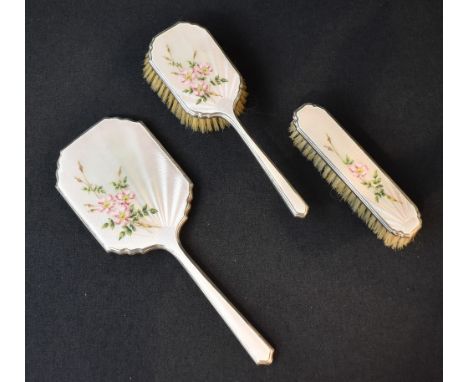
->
(148, 22), (242, 117)
(293, 104), (422, 239)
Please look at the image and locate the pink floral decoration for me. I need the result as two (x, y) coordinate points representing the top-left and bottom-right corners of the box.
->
(164, 46), (228, 104)
(97, 195), (116, 213)
(192, 82), (209, 97)
(194, 63), (213, 77)
(77, 163), (159, 240)
(348, 163), (369, 179)
(114, 208), (131, 225)
(179, 69), (196, 86)
(116, 190), (135, 206)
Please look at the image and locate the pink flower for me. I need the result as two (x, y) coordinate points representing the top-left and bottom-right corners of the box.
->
(194, 63), (212, 77)
(178, 69), (196, 85)
(192, 82), (209, 96)
(348, 163), (369, 178)
(116, 190), (135, 206)
(113, 207), (131, 225)
(97, 195), (116, 213)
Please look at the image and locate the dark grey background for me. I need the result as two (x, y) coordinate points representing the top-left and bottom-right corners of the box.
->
(26, 0), (442, 381)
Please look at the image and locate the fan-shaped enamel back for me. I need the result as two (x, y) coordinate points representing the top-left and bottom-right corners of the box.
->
(148, 22), (242, 116)
(294, 104), (421, 237)
(56, 118), (192, 254)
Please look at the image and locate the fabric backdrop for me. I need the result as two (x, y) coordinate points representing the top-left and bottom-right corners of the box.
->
(26, 0), (442, 381)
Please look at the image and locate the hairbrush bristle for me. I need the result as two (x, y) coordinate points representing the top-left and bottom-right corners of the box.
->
(289, 122), (419, 250)
(143, 54), (248, 133)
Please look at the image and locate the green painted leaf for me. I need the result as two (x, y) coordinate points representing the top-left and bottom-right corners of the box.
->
(344, 155), (354, 165)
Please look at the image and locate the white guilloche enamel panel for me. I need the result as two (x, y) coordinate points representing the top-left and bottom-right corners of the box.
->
(148, 22), (242, 115)
(295, 105), (421, 236)
(56, 118), (192, 254)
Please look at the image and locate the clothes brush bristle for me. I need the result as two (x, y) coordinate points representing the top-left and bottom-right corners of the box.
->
(143, 54), (247, 133)
(289, 122), (418, 250)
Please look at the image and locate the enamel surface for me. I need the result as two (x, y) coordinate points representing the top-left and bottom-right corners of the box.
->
(148, 22), (242, 116)
(56, 118), (192, 254)
(294, 104), (421, 237)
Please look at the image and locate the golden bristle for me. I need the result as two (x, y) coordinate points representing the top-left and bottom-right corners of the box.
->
(143, 54), (248, 133)
(289, 122), (420, 250)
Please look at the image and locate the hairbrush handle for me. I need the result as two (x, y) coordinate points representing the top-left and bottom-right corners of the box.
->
(224, 112), (309, 218)
(167, 239), (274, 365)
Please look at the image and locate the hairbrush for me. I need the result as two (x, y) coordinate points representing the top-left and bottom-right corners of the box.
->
(289, 104), (422, 249)
(143, 21), (308, 218)
(56, 118), (274, 365)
